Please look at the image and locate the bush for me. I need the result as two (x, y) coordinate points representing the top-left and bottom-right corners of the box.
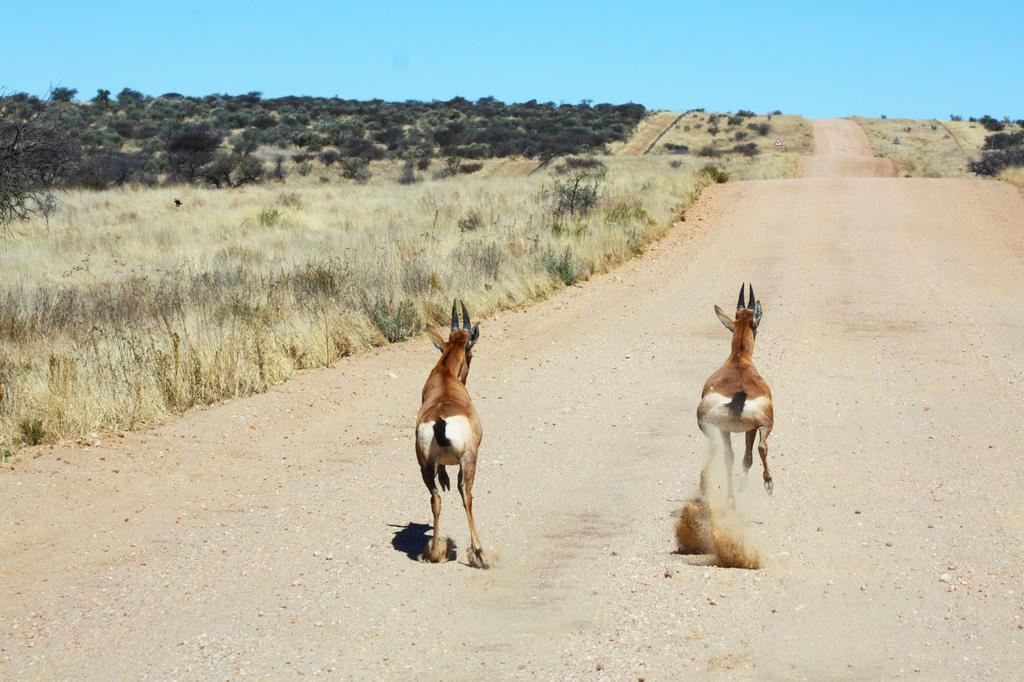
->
(554, 156), (606, 174)
(736, 110), (756, 118)
(543, 246), (583, 285)
(166, 128), (222, 182)
(0, 93), (77, 224)
(362, 295), (419, 342)
(969, 147), (1024, 176)
(18, 417), (46, 445)
(747, 122), (770, 136)
(978, 115), (1005, 132)
(268, 155), (286, 181)
(458, 208), (484, 231)
(71, 153), (145, 189)
(664, 143), (689, 154)
(340, 157), (371, 183)
(731, 142), (759, 157)
(258, 207), (281, 227)
(982, 131), (1024, 150)
(318, 149), (340, 165)
(696, 145), (721, 158)
(699, 164), (729, 184)
(550, 158), (605, 217)
(399, 159), (419, 184)
(199, 153), (264, 188)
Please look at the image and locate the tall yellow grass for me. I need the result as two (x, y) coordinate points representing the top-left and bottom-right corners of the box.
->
(0, 156), (706, 446)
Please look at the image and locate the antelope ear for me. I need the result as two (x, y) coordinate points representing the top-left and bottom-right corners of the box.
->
(465, 324), (480, 352)
(753, 301), (763, 329)
(714, 305), (735, 332)
(426, 326), (446, 352)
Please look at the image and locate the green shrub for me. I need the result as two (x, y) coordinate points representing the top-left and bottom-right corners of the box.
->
(544, 246), (583, 285)
(18, 418), (45, 445)
(258, 207), (281, 227)
(700, 164), (729, 183)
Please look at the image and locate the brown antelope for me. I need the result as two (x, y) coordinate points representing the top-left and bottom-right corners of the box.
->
(415, 300), (489, 568)
(696, 284), (774, 502)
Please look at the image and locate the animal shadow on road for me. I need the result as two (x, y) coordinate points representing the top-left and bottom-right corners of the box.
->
(389, 522), (433, 560)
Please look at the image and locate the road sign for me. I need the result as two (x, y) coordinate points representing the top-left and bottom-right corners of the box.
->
(892, 137), (901, 145)
(773, 137), (784, 150)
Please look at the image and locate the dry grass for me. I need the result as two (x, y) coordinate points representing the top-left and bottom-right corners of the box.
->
(653, 111), (812, 181)
(999, 166), (1024, 189)
(854, 117), (1024, 179)
(854, 117), (974, 177)
(0, 156), (709, 447)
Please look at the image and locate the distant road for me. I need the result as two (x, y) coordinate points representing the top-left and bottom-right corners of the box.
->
(616, 110), (682, 155)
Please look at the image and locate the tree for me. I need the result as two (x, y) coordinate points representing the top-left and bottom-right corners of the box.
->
(198, 153), (264, 188)
(92, 89), (111, 103)
(0, 93), (77, 225)
(51, 87), (77, 103)
(117, 88), (145, 104)
(166, 129), (222, 182)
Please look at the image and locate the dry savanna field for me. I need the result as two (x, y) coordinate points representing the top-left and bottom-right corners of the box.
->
(855, 115), (1024, 183)
(0, 108), (1010, 453)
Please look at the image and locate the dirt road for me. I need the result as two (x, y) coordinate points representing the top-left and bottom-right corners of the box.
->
(616, 111), (682, 155)
(3, 120), (1023, 679)
(801, 118), (897, 178)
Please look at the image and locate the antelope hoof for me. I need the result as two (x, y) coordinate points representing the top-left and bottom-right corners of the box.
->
(467, 546), (491, 570)
(419, 536), (454, 563)
(764, 479), (774, 495)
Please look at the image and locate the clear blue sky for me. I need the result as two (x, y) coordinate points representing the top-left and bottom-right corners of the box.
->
(3, 1), (1022, 119)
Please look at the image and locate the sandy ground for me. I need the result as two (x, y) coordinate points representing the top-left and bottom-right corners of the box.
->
(3, 120), (1024, 679)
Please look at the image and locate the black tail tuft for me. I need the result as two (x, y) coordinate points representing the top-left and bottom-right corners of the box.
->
(726, 391), (747, 417)
(433, 418), (451, 447)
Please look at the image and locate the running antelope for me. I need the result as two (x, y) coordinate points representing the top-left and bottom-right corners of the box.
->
(696, 284), (774, 501)
(414, 301), (489, 568)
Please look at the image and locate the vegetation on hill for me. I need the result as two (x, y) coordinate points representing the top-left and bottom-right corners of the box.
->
(856, 115), (1024, 181)
(1, 89), (646, 194)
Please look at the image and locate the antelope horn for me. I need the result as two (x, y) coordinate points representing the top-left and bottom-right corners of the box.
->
(747, 283), (756, 310)
(737, 283), (746, 311)
(460, 300), (471, 331)
(450, 299), (459, 331)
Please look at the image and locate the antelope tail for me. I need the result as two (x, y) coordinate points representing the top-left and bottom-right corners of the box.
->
(433, 418), (451, 447)
(726, 391), (747, 417)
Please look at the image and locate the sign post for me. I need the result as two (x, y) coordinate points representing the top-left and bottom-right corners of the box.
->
(773, 137), (784, 151)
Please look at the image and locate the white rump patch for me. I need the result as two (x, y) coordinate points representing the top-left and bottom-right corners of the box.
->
(417, 415), (472, 466)
(699, 394), (771, 433)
